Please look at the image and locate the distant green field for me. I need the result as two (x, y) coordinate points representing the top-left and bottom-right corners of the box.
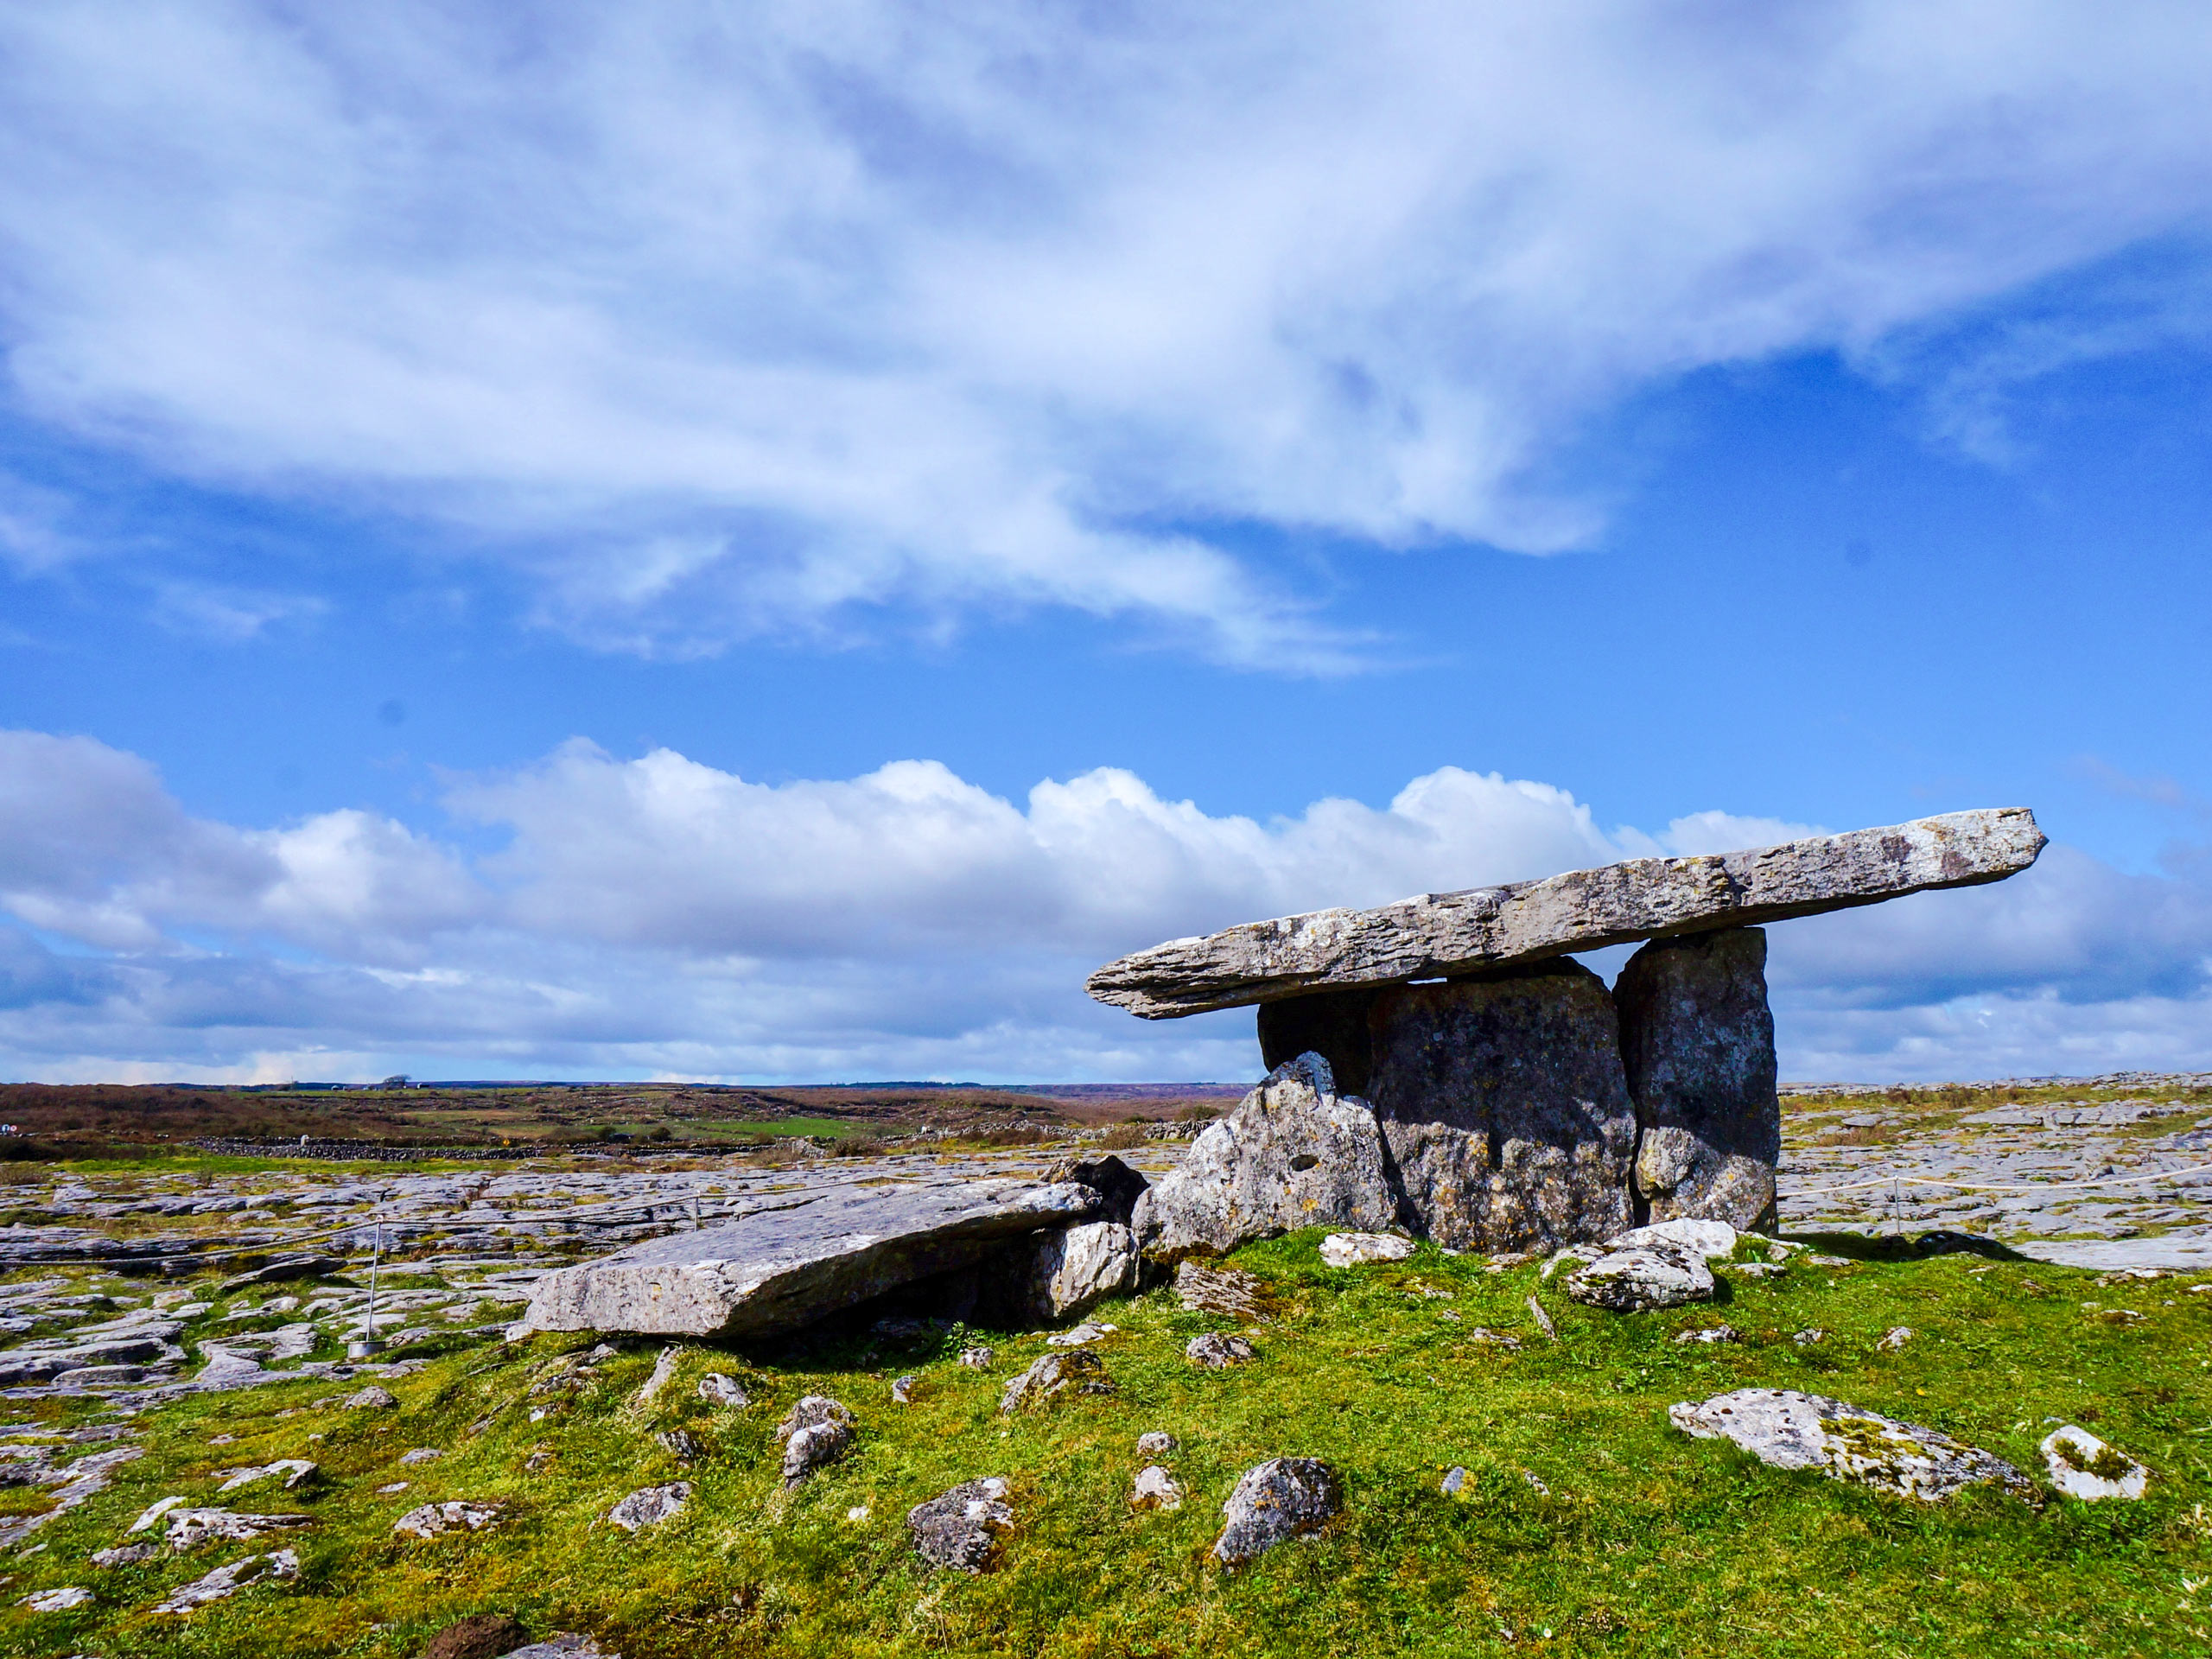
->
(3, 1227), (2207, 1657)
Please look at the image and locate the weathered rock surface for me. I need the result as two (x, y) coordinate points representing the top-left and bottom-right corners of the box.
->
(151, 1547), (298, 1613)
(1090, 810), (2045, 1017)
(608, 1481), (691, 1529)
(777, 1395), (855, 1484)
(995, 1222), (1139, 1324)
(525, 1179), (1101, 1338)
(213, 1459), (317, 1493)
(696, 1373), (749, 1408)
(1567, 1243), (1715, 1312)
(998, 1349), (1109, 1411)
(1617, 928), (1780, 1230)
(907, 1476), (1014, 1572)
(2042, 1425), (2149, 1500)
(1044, 1154), (1150, 1226)
(21, 1585), (92, 1611)
(1173, 1261), (1271, 1322)
(162, 1506), (313, 1550)
(1606, 1218), (1738, 1258)
(1212, 1458), (1342, 1565)
(1318, 1231), (1415, 1267)
(1130, 1465), (1182, 1510)
(394, 1500), (505, 1537)
(1136, 1430), (1178, 1458)
(1186, 1332), (1258, 1368)
(1365, 961), (1637, 1253)
(1670, 1389), (2035, 1503)
(1131, 1054), (1396, 1259)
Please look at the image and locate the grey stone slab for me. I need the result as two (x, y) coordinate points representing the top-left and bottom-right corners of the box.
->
(1365, 960), (1637, 1253)
(1617, 927), (1780, 1231)
(1089, 809), (2044, 1017)
(523, 1179), (1102, 1338)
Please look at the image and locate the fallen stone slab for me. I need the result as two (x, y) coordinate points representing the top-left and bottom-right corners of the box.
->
(908, 1476), (1014, 1572)
(1670, 1389), (2036, 1503)
(1568, 1243), (1715, 1312)
(2042, 1425), (2149, 1500)
(1617, 928), (1780, 1230)
(1089, 810), (2044, 1017)
(1132, 1054), (1398, 1259)
(524, 1179), (1102, 1338)
(151, 1547), (299, 1613)
(1212, 1457), (1342, 1565)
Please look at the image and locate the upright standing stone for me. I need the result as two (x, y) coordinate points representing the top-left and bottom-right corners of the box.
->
(1363, 958), (1636, 1253)
(1614, 927), (1778, 1231)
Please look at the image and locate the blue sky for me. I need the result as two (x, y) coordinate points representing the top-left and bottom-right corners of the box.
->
(3, 3), (2209, 1084)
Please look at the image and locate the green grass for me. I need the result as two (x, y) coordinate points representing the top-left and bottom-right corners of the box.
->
(4, 1232), (2209, 1657)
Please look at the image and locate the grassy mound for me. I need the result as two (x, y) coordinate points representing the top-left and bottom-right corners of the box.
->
(4, 1231), (2209, 1657)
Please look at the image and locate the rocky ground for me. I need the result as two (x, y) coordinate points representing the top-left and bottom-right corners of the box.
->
(0, 1085), (2206, 1656)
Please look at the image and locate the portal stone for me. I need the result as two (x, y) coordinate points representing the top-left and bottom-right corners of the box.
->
(1363, 958), (1636, 1253)
(1614, 927), (1779, 1231)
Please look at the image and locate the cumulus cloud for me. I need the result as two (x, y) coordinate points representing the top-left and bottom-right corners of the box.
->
(2, 727), (2209, 1082)
(3, 4), (2212, 658)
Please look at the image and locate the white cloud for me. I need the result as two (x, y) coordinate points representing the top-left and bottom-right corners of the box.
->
(3, 727), (2209, 1082)
(3, 4), (2212, 659)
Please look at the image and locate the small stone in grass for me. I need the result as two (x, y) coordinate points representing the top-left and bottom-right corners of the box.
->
(776, 1395), (855, 1485)
(1440, 1465), (1468, 1496)
(399, 1447), (442, 1465)
(21, 1586), (92, 1611)
(346, 1385), (398, 1409)
(90, 1543), (157, 1567)
(998, 1350), (1110, 1411)
(655, 1428), (701, 1463)
(1212, 1459), (1341, 1566)
(1319, 1232), (1415, 1268)
(2042, 1424), (2150, 1501)
(1674, 1325), (1738, 1344)
(1185, 1332), (1256, 1369)
(1135, 1431), (1177, 1458)
(891, 1375), (917, 1404)
(607, 1481), (691, 1531)
(1130, 1465), (1182, 1510)
(421, 1611), (530, 1659)
(1792, 1328), (1826, 1347)
(907, 1476), (1014, 1572)
(696, 1373), (749, 1408)
(957, 1347), (995, 1370)
(1876, 1326), (1913, 1351)
(392, 1500), (503, 1538)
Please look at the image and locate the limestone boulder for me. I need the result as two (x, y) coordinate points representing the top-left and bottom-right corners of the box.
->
(1567, 1243), (1714, 1313)
(1365, 960), (1637, 1253)
(1212, 1458), (1342, 1566)
(1670, 1389), (2035, 1503)
(1616, 927), (1779, 1230)
(1130, 1054), (1397, 1260)
(907, 1476), (1014, 1572)
(991, 1222), (1139, 1324)
(524, 1179), (1101, 1338)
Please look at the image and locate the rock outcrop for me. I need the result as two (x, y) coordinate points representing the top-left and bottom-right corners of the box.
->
(1365, 960), (1637, 1253)
(1616, 927), (1779, 1230)
(1090, 810), (2044, 1018)
(1670, 1389), (2035, 1503)
(1130, 1055), (1397, 1259)
(524, 1179), (1101, 1338)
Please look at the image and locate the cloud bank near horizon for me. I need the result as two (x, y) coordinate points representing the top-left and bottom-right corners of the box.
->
(6, 3), (2212, 662)
(3, 728), (2205, 1086)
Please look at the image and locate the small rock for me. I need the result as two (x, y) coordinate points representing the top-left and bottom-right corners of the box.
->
(957, 1347), (995, 1370)
(907, 1476), (1014, 1572)
(21, 1586), (92, 1611)
(151, 1548), (298, 1613)
(1673, 1325), (1738, 1345)
(608, 1480), (691, 1530)
(891, 1376), (918, 1404)
(1185, 1332), (1257, 1369)
(1135, 1431), (1178, 1458)
(399, 1447), (443, 1465)
(633, 1346), (682, 1408)
(1804, 1254), (1853, 1268)
(655, 1428), (701, 1463)
(346, 1385), (398, 1409)
(696, 1373), (749, 1408)
(90, 1542), (157, 1567)
(1440, 1465), (1468, 1496)
(1605, 1218), (1739, 1259)
(846, 1505), (870, 1522)
(1732, 1262), (1786, 1278)
(163, 1507), (313, 1551)
(1567, 1244), (1714, 1313)
(1045, 1321), (1116, 1347)
(393, 1500), (504, 1538)
(1525, 1295), (1556, 1340)
(1792, 1328), (1826, 1347)
(2041, 1424), (2150, 1501)
(1670, 1389), (2035, 1503)
(1875, 1327), (1913, 1352)
(213, 1459), (318, 1492)
(776, 1395), (855, 1484)
(998, 1349), (1110, 1412)
(421, 1611), (530, 1659)
(1319, 1232), (1416, 1268)
(1130, 1465), (1182, 1510)
(1213, 1457), (1342, 1565)
(378, 1482), (410, 1494)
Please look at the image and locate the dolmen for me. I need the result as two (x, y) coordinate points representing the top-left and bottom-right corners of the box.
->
(1096, 810), (2043, 1255)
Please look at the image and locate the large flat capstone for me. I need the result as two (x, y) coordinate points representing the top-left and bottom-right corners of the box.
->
(523, 1180), (1102, 1338)
(1088, 810), (2044, 1018)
